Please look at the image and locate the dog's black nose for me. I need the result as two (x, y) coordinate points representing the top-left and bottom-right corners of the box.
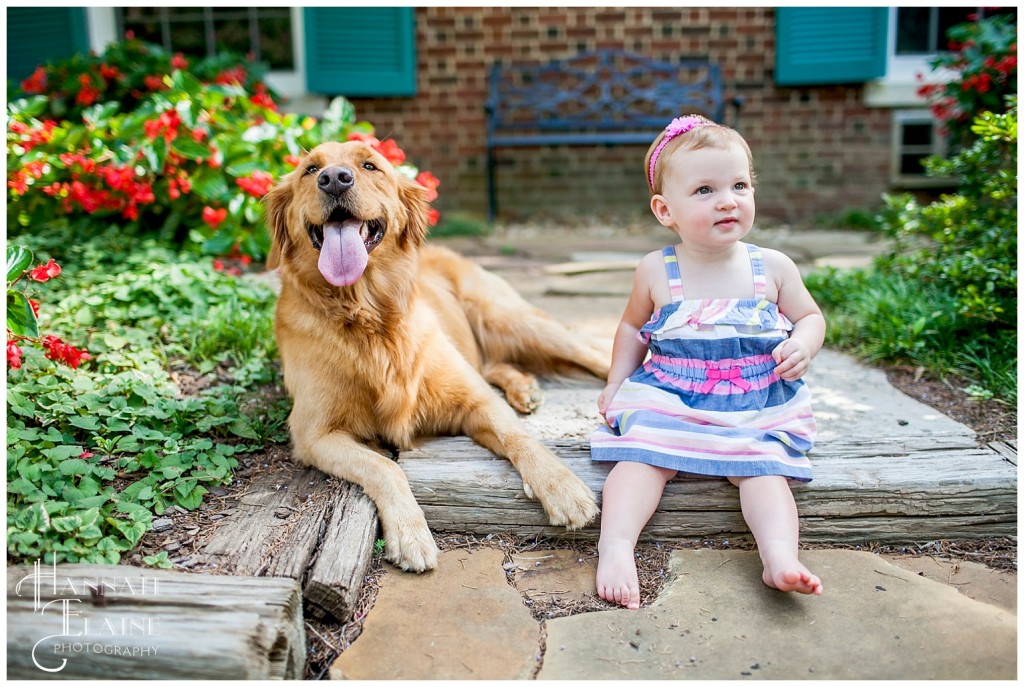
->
(317, 166), (354, 196)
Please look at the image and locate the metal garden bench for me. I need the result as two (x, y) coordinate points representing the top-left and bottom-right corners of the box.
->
(484, 49), (743, 220)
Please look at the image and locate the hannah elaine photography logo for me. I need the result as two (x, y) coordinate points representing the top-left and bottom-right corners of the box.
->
(13, 560), (163, 674)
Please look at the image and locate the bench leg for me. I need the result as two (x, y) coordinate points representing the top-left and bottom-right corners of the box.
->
(486, 146), (497, 222)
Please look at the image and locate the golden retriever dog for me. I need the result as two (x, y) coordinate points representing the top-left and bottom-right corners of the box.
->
(264, 140), (610, 572)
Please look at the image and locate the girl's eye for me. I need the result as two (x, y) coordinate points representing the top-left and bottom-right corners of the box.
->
(734, 182), (748, 191)
(362, 161), (378, 172)
(696, 186), (713, 195)
(305, 164), (319, 176)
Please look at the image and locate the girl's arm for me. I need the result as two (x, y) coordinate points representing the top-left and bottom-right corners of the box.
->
(598, 252), (660, 416)
(765, 249), (826, 381)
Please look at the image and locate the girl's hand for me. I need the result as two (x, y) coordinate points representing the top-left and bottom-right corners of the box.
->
(772, 338), (812, 381)
(597, 382), (622, 421)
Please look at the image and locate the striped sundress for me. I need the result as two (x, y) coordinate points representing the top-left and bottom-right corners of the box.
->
(590, 244), (816, 481)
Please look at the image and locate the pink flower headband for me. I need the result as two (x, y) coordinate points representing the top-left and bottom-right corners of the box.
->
(647, 114), (717, 191)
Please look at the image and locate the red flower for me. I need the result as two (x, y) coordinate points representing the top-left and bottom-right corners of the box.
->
(216, 66), (247, 85)
(416, 171), (440, 202)
(29, 259), (62, 283)
(374, 139), (406, 166)
(7, 172), (28, 195)
(236, 171), (274, 197)
(100, 64), (120, 81)
(80, 450), (95, 459)
(203, 206), (228, 228)
(29, 299), (40, 317)
(76, 74), (101, 106)
(7, 342), (23, 370)
(143, 109), (181, 143)
(144, 74), (168, 92)
(20, 66), (47, 94)
(41, 335), (90, 369)
(427, 208), (440, 227)
(171, 52), (189, 70)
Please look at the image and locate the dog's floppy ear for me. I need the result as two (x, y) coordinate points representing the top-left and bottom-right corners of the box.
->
(263, 175), (294, 270)
(398, 176), (431, 249)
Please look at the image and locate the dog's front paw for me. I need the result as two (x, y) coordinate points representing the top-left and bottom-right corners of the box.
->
(384, 518), (440, 573)
(505, 378), (543, 414)
(525, 466), (598, 530)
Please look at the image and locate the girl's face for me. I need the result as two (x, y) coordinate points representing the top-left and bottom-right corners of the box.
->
(650, 143), (755, 250)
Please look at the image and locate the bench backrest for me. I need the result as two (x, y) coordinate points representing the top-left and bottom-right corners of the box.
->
(486, 49), (726, 146)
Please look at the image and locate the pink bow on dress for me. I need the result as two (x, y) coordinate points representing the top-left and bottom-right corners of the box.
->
(699, 366), (751, 394)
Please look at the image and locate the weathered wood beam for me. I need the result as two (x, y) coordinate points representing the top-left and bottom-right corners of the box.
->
(196, 465), (379, 622)
(398, 436), (1017, 544)
(7, 565), (304, 679)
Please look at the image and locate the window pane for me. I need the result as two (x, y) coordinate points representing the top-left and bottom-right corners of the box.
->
(900, 153), (930, 175)
(259, 17), (294, 69)
(168, 21), (208, 58)
(902, 123), (933, 146)
(895, 7), (931, 55)
(937, 8), (977, 49)
(213, 18), (253, 56)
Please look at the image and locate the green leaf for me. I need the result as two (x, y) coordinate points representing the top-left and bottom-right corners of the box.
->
(191, 169), (231, 201)
(58, 459), (92, 476)
(170, 137), (211, 161)
(175, 485), (207, 511)
(7, 245), (34, 284)
(7, 290), (38, 337)
(67, 416), (102, 430)
(82, 101), (121, 128)
(42, 445), (85, 461)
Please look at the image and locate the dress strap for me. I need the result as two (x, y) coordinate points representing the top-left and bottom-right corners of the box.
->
(746, 243), (768, 300)
(662, 246), (685, 302)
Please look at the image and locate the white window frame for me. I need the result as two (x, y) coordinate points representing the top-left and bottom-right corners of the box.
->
(889, 109), (955, 188)
(864, 8), (959, 108)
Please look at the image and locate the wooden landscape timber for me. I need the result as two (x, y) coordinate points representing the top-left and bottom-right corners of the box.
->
(399, 434), (1018, 543)
(6, 565), (304, 680)
(198, 466), (379, 623)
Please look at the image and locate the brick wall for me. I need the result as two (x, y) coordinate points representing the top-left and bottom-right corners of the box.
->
(348, 7), (894, 226)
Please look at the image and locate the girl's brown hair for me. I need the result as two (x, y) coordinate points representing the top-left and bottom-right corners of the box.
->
(644, 122), (755, 195)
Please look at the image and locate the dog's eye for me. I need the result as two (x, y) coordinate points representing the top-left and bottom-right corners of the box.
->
(305, 164), (319, 176)
(362, 162), (378, 172)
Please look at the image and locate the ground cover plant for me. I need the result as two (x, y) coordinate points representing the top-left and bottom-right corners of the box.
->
(807, 16), (1017, 406)
(6, 38), (440, 565)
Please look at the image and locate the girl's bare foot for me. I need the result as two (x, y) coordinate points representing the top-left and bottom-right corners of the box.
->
(596, 539), (642, 609)
(761, 545), (823, 595)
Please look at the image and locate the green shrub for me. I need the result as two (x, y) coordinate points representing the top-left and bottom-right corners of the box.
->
(877, 99), (1017, 328)
(808, 102), (1017, 403)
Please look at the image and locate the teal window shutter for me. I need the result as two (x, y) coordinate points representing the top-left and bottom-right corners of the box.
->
(775, 8), (888, 86)
(6, 8), (90, 84)
(304, 7), (416, 97)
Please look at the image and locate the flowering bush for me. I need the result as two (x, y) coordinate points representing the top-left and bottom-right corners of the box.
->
(8, 38), (440, 266)
(917, 13), (1017, 144)
(7, 245), (89, 373)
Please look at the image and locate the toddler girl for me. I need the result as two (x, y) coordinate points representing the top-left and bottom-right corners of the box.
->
(591, 114), (826, 609)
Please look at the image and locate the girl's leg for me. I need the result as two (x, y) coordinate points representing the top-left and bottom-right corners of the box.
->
(728, 475), (823, 595)
(597, 461), (677, 609)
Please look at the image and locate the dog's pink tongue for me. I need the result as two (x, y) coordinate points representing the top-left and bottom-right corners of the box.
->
(318, 220), (367, 286)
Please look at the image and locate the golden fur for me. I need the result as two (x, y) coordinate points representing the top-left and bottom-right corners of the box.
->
(264, 140), (609, 571)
